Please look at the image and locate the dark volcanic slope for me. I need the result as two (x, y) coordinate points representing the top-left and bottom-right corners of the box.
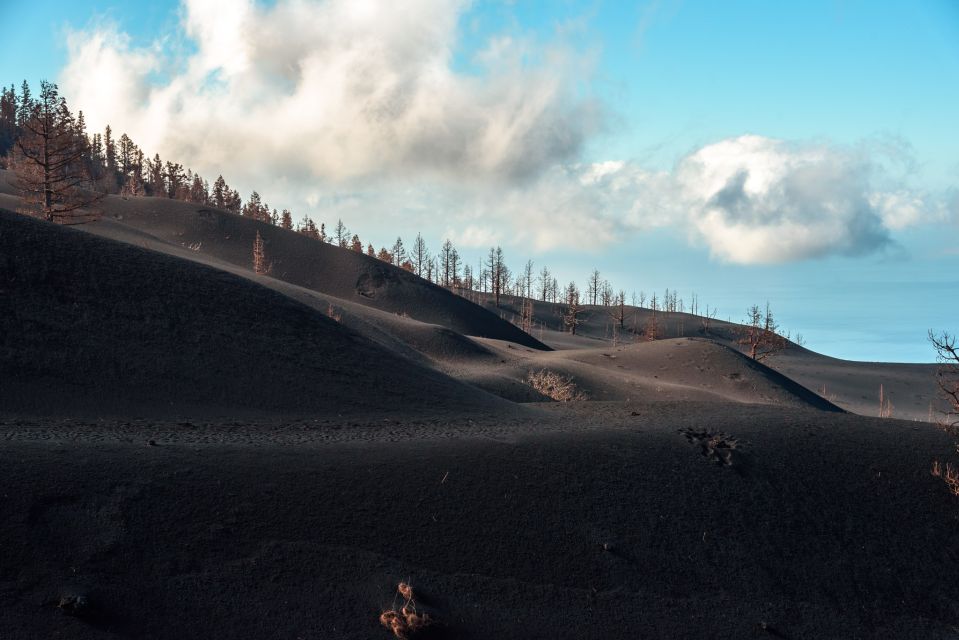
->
(0, 209), (501, 418)
(24, 185), (549, 351)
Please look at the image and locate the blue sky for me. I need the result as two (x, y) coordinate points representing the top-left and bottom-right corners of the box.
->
(1, 0), (957, 362)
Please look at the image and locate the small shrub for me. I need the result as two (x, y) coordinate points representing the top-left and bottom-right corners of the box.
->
(526, 369), (587, 402)
(931, 459), (959, 497)
(379, 582), (432, 639)
(327, 303), (342, 322)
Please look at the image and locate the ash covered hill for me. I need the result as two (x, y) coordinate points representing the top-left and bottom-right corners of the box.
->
(0, 168), (549, 352)
(0, 208), (503, 418)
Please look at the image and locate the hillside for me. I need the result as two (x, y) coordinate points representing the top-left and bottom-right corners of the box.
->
(484, 293), (942, 422)
(0, 208), (503, 418)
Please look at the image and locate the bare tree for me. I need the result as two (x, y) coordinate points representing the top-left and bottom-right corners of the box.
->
(538, 265), (552, 301)
(13, 81), (103, 222)
(739, 302), (787, 361)
(700, 304), (718, 335)
(930, 330), (959, 427)
(587, 269), (601, 306)
(411, 233), (429, 277)
(601, 280), (613, 306)
(642, 311), (661, 341)
(562, 282), (585, 335)
(607, 290), (627, 330)
(252, 231), (268, 274)
(521, 297), (534, 334)
(391, 237), (406, 266)
(334, 219), (350, 248)
(486, 246), (506, 306)
(440, 239), (455, 287)
(523, 260), (535, 301)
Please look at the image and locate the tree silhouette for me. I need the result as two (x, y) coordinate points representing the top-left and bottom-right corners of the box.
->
(930, 331), (959, 427)
(739, 303), (787, 361)
(13, 80), (103, 222)
(412, 233), (430, 277)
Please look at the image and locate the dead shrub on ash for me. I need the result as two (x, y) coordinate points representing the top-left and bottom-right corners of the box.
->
(526, 369), (587, 402)
(931, 459), (959, 497)
(379, 582), (433, 639)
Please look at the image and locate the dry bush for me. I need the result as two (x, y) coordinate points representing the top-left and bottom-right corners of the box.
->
(931, 459), (959, 497)
(526, 369), (587, 402)
(379, 582), (432, 639)
(878, 384), (894, 418)
(327, 303), (342, 322)
(818, 384), (838, 403)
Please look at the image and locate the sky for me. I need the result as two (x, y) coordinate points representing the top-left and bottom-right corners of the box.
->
(2, 0), (957, 362)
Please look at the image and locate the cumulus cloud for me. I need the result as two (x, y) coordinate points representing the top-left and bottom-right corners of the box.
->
(60, 0), (601, 186)
(675, 135), (896, 263)
(57, 1), (938, 264)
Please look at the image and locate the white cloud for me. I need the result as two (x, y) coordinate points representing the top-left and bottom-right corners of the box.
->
(675, 135), (895, 263)
(61, 0), (600, 187)
(57, 2), (939, 264)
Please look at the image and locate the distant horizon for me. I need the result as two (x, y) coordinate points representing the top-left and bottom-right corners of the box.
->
(2, 0), (956, 363)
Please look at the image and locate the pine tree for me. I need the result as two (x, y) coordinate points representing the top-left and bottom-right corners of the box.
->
(187, 174), (206, 203)
(164, 161), (186, 199)
(118, 132), (134, 179)
(13, 81), (103, 221)
(280, 209), (293, 230)
(350, 234), (363, 252)
(225, 189), (242, 214)
(0, 85), (18, 158)
(243, 191), (263, 218)
(16, 80), (32, 128)
(212, 175), (227, 208)
(366, 243), (375, 256)
(103, 124), (117, 189)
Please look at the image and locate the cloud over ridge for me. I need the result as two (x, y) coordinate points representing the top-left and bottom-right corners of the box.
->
(62, 0), (601, 185)
(58, 0), (937, 264)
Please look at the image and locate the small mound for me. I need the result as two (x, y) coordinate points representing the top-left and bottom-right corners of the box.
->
(0, 209), (500, 418)
(567, 338), (843, 410)
(464, 337), (842, 411)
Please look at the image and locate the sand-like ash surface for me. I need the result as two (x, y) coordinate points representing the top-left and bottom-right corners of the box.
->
(3, 405), (958, 639)
(1, 188), (957, 638)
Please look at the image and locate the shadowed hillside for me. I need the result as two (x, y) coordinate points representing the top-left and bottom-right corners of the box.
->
(0, 208), (503, 418)
(0, 171), (548, 352)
